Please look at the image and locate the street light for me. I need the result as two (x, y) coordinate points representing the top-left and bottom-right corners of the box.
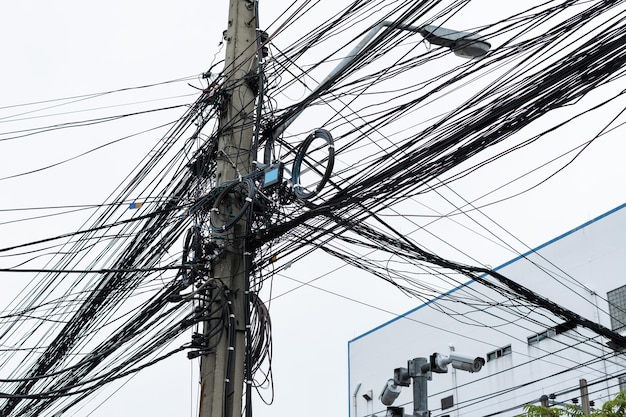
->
(419, 24), (490, 58)
(264, 21), (491, 164)
(316, 20), (491, 95)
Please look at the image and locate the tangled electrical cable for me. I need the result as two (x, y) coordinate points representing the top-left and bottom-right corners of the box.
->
(2, 0), (626, 416)
(209, 178), (257, 232)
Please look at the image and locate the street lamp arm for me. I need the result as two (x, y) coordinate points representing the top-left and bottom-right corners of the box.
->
(264, 21), (490, 163)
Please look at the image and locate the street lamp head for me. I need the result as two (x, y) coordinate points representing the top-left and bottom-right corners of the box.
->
(419, 24), (491, 58)
(452, 40), (491, 59)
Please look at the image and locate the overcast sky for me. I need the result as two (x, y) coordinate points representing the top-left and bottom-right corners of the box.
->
(1, 2), (626, 417)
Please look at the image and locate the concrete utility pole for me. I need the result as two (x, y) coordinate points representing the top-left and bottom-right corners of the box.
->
(580, 379), (590, 415)
(198, 0), (257, 416)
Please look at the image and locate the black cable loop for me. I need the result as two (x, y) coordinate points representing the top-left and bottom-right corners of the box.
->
(291, 128), (335, 200)
(181, 225), (206, 287)
(209, 178), (257, 232)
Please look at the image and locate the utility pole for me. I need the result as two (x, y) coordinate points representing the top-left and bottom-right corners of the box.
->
(198, 1), (257, 417)
(196, 11), (490, 417)
(580, 379), (590, 415)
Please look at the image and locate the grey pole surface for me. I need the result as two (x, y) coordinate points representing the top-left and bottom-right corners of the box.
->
(580, 379), (590, 415)
(409, 357), (431, 417)
(198, 1), (257, 417)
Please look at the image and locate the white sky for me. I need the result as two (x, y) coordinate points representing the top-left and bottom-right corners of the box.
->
(1, 1), (625, 417)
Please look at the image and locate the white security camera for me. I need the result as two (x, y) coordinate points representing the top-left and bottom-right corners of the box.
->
(379, 378), (402, 406)
(448, 352), (485, 373)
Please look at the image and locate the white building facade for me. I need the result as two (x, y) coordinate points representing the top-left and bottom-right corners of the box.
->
(349, 203), (626, 417)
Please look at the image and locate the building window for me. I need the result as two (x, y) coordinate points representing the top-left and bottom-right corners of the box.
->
(608, 285), (626, 332)
(527, 329), (555, 345)
(527, 321), (576, 345)
(441, 395), (454, 410)
(486, 345), (512, 361)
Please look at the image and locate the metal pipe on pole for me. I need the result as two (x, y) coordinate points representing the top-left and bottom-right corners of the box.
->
(198, 1), (257, 416)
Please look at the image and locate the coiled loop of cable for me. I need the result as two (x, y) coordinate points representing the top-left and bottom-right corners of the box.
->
(209, 177), (256, 232)
(291, 128), (335, 200)
(181, 225), (205, 286)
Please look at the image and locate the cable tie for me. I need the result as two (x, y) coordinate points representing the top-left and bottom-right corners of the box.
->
(230, 314), (236, 319)
(245, 197), (253, 202)
(228, 347), (235, 351)
(244, 252), (252, 256)
(225, 378), (230, 383)
(328, 144), (335, 149)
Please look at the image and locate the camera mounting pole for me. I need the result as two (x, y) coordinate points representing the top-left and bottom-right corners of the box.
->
(378, 350), (484, 417)
(408, 357), (431, 417)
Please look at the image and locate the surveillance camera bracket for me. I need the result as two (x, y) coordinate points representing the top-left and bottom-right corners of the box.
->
(393, 367), (411, 387)
(408, 358), (432, 381)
